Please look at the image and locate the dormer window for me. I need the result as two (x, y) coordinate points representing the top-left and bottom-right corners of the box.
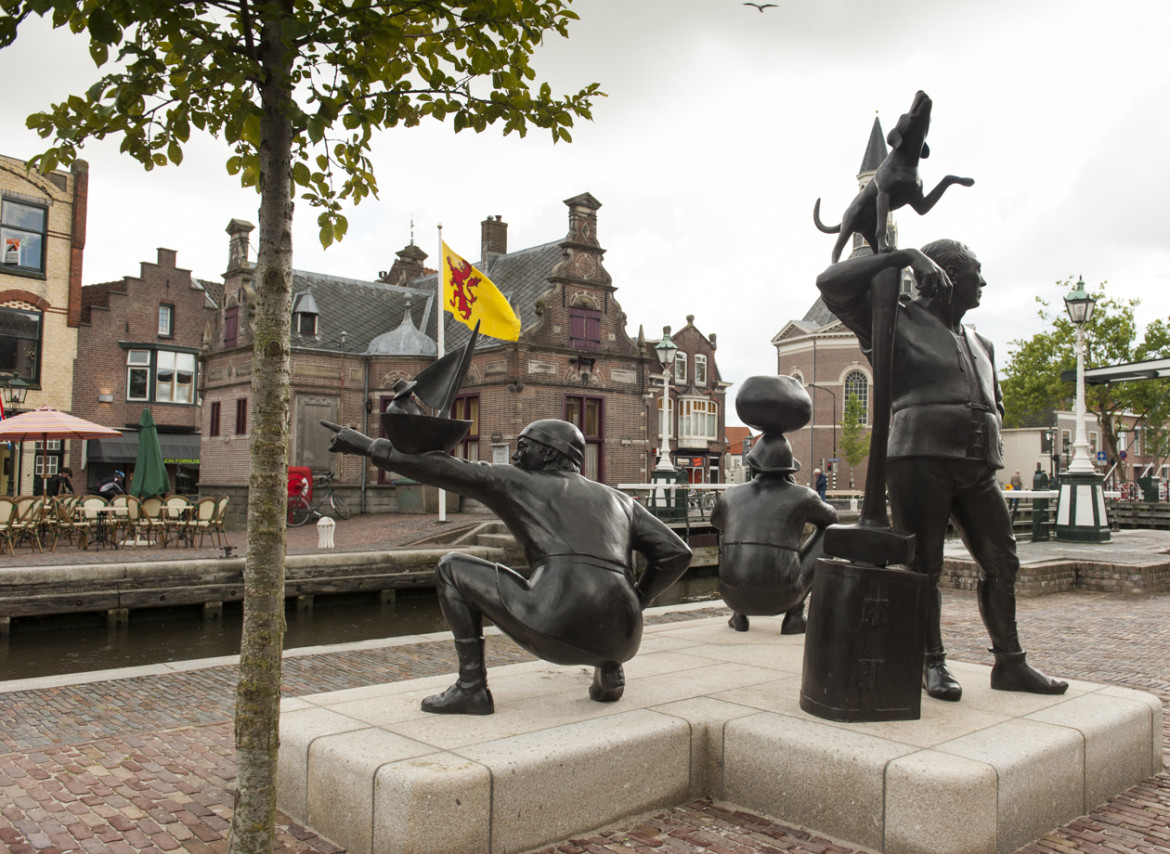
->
(292, 291), (320, 338)
(297, 312), (317, 336)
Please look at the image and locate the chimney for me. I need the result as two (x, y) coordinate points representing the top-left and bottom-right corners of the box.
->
(481, 215), (508, 258)
(378, 243), (428, 286)
(226, 219), (254, 275)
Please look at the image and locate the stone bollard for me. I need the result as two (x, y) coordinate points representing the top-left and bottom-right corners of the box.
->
(317, 516), (336, 549)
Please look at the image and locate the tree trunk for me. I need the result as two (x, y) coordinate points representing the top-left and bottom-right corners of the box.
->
(229, 5), (296, 853)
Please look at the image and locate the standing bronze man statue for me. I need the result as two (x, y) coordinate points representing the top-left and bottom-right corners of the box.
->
(816, 240), (1067, 701)
(325, 418), (692, 715)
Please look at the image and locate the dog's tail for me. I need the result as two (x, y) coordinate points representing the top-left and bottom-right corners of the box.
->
(812, 198), (839, 234)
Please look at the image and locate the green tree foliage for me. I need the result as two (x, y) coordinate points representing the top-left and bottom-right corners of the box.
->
(0, 3), (599, 852)
(839, 393), (870, 487)
(1001, 280), (1170, 477)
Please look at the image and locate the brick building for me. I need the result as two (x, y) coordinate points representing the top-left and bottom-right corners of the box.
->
(70, 248), (220, 492)
(200, 193), (729, 519)
(0, 154), (88, 495)
(656, 315), (732, 484)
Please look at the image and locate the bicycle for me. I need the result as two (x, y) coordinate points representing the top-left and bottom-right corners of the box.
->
(287, 473), (352, 527)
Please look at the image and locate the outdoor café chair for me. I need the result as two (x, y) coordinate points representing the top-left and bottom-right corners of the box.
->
(119, 495), (159, 546)
(212, 496), (230, 547)
(0, 496), (18, 556)
(188, 496), (220, 548)
(163, 496), (193, 546)
(49, 497), (92, 551)
(11, 496), (45, 553)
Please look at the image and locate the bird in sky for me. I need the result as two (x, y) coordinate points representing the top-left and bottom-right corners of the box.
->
(744, 2), (778, 10)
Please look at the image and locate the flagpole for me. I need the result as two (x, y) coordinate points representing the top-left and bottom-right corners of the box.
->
(436, 223), (447, 523)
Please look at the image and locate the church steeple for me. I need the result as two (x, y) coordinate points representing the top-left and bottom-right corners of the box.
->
(858, 115), (887, 180)
(849, 113), (901, 262)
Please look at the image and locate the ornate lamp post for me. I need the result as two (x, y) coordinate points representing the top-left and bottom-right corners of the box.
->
(1055, 277), (1110, 542)
(3, 371), (31, 496)
(654, 327), (677, 472)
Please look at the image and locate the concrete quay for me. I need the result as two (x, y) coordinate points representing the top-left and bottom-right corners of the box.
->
(278, 613), (1161, 854)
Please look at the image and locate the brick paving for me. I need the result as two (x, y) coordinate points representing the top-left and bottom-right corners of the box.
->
(1, 551), (1168, 851)
(0, 511), (492, 568)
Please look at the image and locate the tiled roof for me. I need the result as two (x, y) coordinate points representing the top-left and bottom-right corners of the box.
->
(287, 238), (564, 354)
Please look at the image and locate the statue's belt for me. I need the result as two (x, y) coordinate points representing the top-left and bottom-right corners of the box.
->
(721, 542), (800, 552)
(534, 554), (629, 574)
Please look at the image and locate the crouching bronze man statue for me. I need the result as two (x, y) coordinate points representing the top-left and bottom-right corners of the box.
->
(325, 419), (692, 715)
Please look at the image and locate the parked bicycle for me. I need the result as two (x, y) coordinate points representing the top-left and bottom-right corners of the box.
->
(287, 472), (352, 527)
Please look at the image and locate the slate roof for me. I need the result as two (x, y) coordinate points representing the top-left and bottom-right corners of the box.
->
(406, 239), (564, 350)
(289, 269), (436, 355)
(287, 238), (564, 355)
(859, 116), (887, 175)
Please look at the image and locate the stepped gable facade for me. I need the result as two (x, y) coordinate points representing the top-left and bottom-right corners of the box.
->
(69, 248), (219, 492)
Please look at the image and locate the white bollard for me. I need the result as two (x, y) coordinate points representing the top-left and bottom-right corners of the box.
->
(849, 497), (859, 512)
(316, 516), (336, 549)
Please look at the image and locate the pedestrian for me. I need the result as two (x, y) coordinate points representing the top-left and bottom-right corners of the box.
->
(46, 467), (74, 497)
(1009, 469), (1023, 520)
(814, 467), (828, 500)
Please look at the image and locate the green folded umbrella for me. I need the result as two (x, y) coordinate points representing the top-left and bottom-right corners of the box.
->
(130, 408), (170, 499)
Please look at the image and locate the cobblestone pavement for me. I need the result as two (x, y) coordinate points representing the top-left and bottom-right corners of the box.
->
(2, 589), (1168, 852)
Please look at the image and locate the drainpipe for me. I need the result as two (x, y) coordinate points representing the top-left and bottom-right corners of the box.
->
(360, 357), (369, 513)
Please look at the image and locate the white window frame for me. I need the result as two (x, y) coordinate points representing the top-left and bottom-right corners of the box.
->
(158, 304), (174, 337)
(674, 352), (687, 384)
(127, 350), (152, 401)
(155, 350), (196, 403)
(694, 354), (707, 386)
(678, 397), (718, 443)
(844, 370), (869, 426)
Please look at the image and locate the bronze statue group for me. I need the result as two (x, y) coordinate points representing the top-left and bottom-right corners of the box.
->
(325, 90), (1065, 716)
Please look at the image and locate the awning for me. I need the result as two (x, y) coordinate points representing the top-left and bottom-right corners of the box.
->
(87, 431), (201, 465)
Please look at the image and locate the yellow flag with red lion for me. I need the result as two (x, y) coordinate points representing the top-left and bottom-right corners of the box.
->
(441, 241), (521, 341)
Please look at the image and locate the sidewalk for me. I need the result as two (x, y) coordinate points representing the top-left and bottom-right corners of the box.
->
(1, 587), (1168, 853)
(0, 510), (493, 568)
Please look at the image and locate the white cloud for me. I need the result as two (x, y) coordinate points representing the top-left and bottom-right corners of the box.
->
(2, 0), (1167, 424)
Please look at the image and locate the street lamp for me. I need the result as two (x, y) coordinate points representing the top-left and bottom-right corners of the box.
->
(654, 327), (678, 472)
(1064, 277), (1096, 475)
(1055, 276), (1110, 543)
(808, 382), (837, 484)
(3, 371), (30, 413)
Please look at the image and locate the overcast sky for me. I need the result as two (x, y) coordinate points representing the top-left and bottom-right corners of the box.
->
(2, 0), (1167, 426)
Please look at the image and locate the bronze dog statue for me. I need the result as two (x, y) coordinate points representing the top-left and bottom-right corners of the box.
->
(814, 90), (974, 263)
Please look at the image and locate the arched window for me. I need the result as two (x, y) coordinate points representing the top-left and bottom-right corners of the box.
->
(844, 370), (869, 425)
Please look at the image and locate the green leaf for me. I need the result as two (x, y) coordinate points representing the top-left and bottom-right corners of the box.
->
(87, 7), (121, 44)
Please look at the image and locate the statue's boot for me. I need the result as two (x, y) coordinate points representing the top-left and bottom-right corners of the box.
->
(728, 613), (750, 632)
(422, 638), (494, 714)
(780, 600), (806, 635)
(923, 581), (962, 701)
(979, 580), (1068, 695)
(924, 652), (962, 702)
(590, 662), (625, 702)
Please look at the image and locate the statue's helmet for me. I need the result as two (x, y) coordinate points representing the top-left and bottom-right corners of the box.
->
(519, 419), (586, 469)
(745, 433), (801, 474)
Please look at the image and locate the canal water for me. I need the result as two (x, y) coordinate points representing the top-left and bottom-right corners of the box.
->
(0, 570), (722, 681)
